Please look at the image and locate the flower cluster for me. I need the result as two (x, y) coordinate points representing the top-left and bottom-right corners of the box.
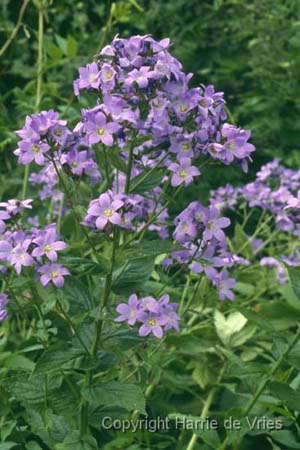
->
(171, 202), (238, 300)
(15, 110), (100, 204)
(210, 159), (300, 285)
(115, 293), (180, 338)
(83, 187), (168, 237)
(74, 34), (254, 188)
(0, 201), (69, 290)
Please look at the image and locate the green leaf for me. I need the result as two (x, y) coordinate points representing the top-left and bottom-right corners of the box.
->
(4, 354), (35, 371)
(106, 148), (127, 172)
(130, 168), (164, 194)
(214, 310), (248, 347)
(233, 223), (253, 259)
(55, 432), (98, 450)
(82, 381), (146, 414)
(269, 381), (300, 411)
(61, 277), (93, 315)
(112, 255), (155, 295)
(287, 266), (300, 301)
(0, 443), (19, 450)
(34, 344), (84, 374)
(269, 430), (300, 449)
(67, 35), (77, 57)
(55, 35), (68, 55)
(25, 442), (43, 450)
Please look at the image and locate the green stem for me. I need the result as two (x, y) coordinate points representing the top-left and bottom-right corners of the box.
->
(185, 363), (227, 450)
(125, 143), (135, 194)
(92, 228), (118, 357)
(0, 0), (30, 57)
(22, 1), (44, 200)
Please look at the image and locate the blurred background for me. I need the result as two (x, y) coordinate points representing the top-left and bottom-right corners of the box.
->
(1, 0), (300, 201)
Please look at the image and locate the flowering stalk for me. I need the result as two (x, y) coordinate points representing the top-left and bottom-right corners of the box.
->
(22, 0), (44, 200)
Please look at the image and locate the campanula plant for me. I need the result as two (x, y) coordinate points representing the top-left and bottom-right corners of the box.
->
(1, 35), (300, 450)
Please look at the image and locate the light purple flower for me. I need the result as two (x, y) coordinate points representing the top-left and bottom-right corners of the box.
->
(32, 227), (67, 261)
(169, 158), (200, 187)
(0, 199), (32, 216)
(76, 62), (101, 92)
(203, 207), (230, 242)
(138, 312), (167, 339)
(115, 294), (140, 325)
(11, 239), (34, 274)
(86, 191), (124, 230)
(215, 271), (235, 301)
(16, 140), (50, 165)
(38, 263), (70, 288)
(85, 112), (120, 146)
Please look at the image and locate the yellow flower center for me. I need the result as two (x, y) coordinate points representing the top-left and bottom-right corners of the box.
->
(179, 104), (188, 112)
(148, 318), (156, 326)
(105, 71), (113, 80)
(227, 141), (235, 151)
(44, 244), (52, 253)
(97, 127), (105, 136)
(179, 170), (187, 178)
(104, 209), (113, 218)
(71, 161), (78, 168)
(181, 143), (190, 151)
(51, 271), (59, 278)
(32, 144), (40, 153)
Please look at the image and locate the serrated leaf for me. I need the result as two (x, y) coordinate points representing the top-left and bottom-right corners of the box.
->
(4, 354), (35, 371)
(34, 345), (84, 374)
(269, 381), (300, 411)
(112, 255), (154, 295)
(55, 432), (98, 450)
(82, 381), (146, 414)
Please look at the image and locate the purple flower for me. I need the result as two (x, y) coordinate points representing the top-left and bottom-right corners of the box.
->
(85, 111), (120, 146)
(0, 293), (8, 322)
(169, 158), (200, 187)
(125, 66), (156, 89)
(286, 192), (300, 209)
(138, 312), (167, 338)
(158, 294), (180, 332)
(16, 140), (50, 165)
(0, 199), (32, 216)
(38, 263), (70, 288)
(76, 62), (101, 93)
(0, 211), (10, 233)
(214, 271), (235, 301)
(86, 191), (124, 230)
(114, 292), (180, 338)
(100, 63), (116, 89)
(0, 240), (13, 261)
(115, 294), (140, 325)
(32, 227), (67, 261)
(11, 239), (35, 274)
(203, 207), (230, 242)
